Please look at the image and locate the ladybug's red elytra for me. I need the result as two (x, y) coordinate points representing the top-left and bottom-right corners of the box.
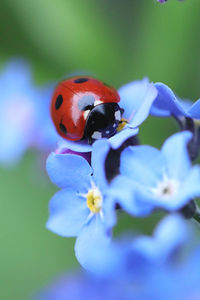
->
(51, 76), (122, 143)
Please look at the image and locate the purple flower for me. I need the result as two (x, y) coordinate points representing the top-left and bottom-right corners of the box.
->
(157, 0), (183, 3)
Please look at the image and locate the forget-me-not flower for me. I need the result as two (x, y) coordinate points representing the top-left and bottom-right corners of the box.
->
(151, 82), (200, 119)
(151, 82), (200, 160)
(38, 214), (197, 300)
(0, 59), (59, 166)
(130, 214), (190, 265)
(46, 140), (117, 271)
(88, 214), (190, 278)
(109, 131), (200, 216)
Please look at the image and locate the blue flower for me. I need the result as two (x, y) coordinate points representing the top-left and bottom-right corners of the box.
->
(110, 131), (200, 216)
(46, 140), (117, 271)
(151, 82), (200, 160)
(0, 59), (59, 166)
(38, 215), (197, 300)
(33, 83), (60, 152)
(129, 214), (190, 265)
(57, 78), (157, 152)
(37, 271), (146, 300)
(89, 214), (191, 278)
(151, 82), (200, 119)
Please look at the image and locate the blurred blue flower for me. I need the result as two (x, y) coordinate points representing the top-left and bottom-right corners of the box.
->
(90, 214), (191, 278)
(33, 84), (60, 152)
(57, 78), (157, 152)
(46, 140), (117, 271)
(110, 131), (200, 216)
(37, 272), (118, 300)
(0, 59), (59, 166)
(38, 215), (198, 300)
(129, 214), (190, 265)
(38, 251), (200, 300)
(37, 271), (147, 300)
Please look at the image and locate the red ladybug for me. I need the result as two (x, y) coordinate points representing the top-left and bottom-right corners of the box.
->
(51, 76), (122, 143)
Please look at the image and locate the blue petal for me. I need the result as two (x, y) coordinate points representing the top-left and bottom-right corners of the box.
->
(120, 145), (165, 186)
(161, 131), (192, 180)
(132, 214), (189, 263)
(102, 195), (118, 229)
(91, 139), (110, 191)
(118, 78), (150, 119)
(108, 127), (139, 149)
(0, 123), (30, 166)
(0, 59), (32, 88)
(178, 98), (193, 112)
(0, 59), (60, 165)
(75, 215), (111, 273)
(170, 166), (200, 210)
(151, 83), (186, 117)
(46, 189), (89, 237)
(57, 139), (92, 153)
(188, 99), (200, 119)
(46, 153), (92, 189)
(109, 175), (153, 216)
(34, 84), (60, 150)
(128, 83), (158, 128)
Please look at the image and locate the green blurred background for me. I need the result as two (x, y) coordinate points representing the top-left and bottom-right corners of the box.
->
(0, 0), (199, 299)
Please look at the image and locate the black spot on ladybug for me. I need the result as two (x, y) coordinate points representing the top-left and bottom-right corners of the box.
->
(78, 95), (95, 111)
(59, 123), (67, 134)
(74, 78), (88, 84)
(55, 95), (63, 110)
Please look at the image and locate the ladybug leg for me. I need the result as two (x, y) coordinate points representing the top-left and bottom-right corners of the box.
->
(120, 107), (124, 116)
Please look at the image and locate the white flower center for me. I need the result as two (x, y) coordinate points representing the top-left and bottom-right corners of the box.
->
(151, 175), (180, 199)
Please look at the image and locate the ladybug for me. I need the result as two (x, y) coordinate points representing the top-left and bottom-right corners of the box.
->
(51, 76), (122, 143)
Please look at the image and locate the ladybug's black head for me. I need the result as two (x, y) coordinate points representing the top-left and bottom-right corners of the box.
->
(83, 103), (122, 143)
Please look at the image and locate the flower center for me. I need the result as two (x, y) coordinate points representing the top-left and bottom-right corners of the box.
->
(152, 176), (180, 199)
(86, 187), (102, 213)
(117, 118), (129, 132)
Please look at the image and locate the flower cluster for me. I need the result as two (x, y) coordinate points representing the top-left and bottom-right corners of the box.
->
(0, 59), (60, 166)
(39, 215), (200, 300)
(45, 75), (200, 295)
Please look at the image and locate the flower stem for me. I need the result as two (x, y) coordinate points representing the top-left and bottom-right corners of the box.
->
(193, 204), (200, 223)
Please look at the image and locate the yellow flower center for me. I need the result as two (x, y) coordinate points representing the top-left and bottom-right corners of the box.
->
(86, 188), (102, 213)
(117, 118), (129, 132)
